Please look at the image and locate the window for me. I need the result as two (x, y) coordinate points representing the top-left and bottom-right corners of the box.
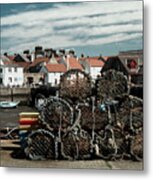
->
(27, 77), (34, 85)
(0, 78), (2, 84)
(14, 77), (18, 81)
(8, 67), (12, 72)
(0, 68), (2, 73)
(9, 77), (12, 82)
(55, 79), (57, 85)
(127, 59), (137, 69)
(14, 67), (17, 72)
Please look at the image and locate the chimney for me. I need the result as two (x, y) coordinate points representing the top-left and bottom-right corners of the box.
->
(0, 59), (3, 65)
(66, 56), (70, 71)
(35, 46), (44, 58)
(81, 54), (85, 58)
(4, 52), (8, 56)
(99, 55), (106, 63)
(59, 49), (65, 55)
(31, 53), (35, 62)
(23, 50), (30, 55)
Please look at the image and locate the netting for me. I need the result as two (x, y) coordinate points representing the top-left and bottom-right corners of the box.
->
(23, 69), (143, 161)
(59, 69), (92, 102)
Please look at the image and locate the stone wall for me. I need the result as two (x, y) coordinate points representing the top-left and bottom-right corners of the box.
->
(0, 87), (31, 104)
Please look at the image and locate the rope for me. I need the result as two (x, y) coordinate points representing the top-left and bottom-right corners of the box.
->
(0, 126), (18, 139)
(91, 97), (96, 143)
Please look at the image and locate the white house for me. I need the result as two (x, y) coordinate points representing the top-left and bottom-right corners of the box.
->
(0, 64), (24, 87)
(40, 64), (66, 86)
(79, 57), (104, 80)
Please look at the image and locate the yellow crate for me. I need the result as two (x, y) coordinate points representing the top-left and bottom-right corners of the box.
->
(19, 112), (39, 118)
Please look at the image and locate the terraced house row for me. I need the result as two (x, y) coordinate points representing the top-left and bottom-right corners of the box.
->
(0, 46), (143, 87)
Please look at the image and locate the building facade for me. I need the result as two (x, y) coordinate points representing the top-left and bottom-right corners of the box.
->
(40, 64), (66, 86)
(0, 65), (24, 87)
(79, 57), (104, 80)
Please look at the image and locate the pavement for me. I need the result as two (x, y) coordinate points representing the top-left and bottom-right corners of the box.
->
(0, 140), (143, 170)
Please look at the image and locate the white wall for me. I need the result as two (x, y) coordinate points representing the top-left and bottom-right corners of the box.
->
(0, 66), (24, 87)
(0, 66), (3, 85)
(48, 72), (63, 86)
(90, 67), (101, 80)
(79, 60), (102, 80)
(79, 60), (90, 74)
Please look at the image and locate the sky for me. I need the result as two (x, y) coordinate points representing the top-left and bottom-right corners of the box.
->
(0, 1), (143, 57)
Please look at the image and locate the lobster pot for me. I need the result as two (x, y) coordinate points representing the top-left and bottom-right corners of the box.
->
(112, 127), (127, 157)
(40, 97), (74, 133)
(117, 109), (130, 131)
(129, 96), (143, 108)
(117, 108), (143, 133)
(79, 105), (108, 132)
(119, 95), (143, 110)
(115, 95), (143, 131)
(131, 108), (143, 130)
(24, 129), (55, 160)
(94, 132), (117, 160)
(61, 130), (91, 160)
(130, 130), (143, 161)
(59, 69), (92, 102)
(97, 70), (128, 101)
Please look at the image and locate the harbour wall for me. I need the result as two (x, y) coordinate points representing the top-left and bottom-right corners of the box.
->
(0, 87), (31, 105)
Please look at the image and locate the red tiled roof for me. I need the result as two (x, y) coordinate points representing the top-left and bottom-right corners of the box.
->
(86, 58), (104, 67)
(46, 64), (66, 73)
(68, 57), (83, 70)
(79, 57), (86, 61)
(7, 55), (15, 61)
(102, 56), (110, 61)
(30, 57), (49, 67)
(13, 61), (31, 69)
(3, 60), (12, 65)
(0, 55), (12, 65)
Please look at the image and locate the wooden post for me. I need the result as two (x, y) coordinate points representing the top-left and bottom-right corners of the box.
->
(11, 87), (13, 101)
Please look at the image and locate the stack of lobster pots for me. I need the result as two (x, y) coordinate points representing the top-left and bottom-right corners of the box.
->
(21, 69), (143, 161)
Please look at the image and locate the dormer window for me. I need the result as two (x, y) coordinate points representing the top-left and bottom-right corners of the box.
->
(127, 59), (137, 69)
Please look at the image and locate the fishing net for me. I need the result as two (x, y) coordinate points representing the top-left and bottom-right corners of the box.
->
(24, 129), (55, 160)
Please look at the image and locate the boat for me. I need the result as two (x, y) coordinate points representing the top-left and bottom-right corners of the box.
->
(0, 101), (20, 108)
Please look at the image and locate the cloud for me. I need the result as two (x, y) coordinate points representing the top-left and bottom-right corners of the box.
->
(1, 1), (142, 25)
(1, 23), (54, 39)
(1, 1), (143, 54)
(52, 10), (142, 28)
(85, 33), (142, 46)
